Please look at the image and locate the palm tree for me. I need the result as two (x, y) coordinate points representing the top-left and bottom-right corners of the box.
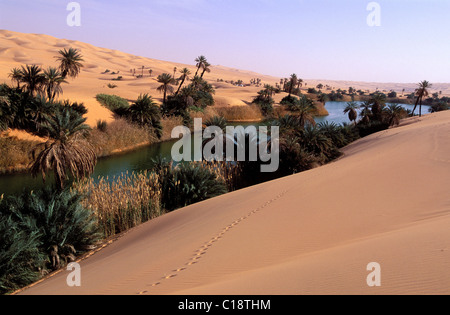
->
(385, 104), (406, 126)
(297, 78), (304, 93)
(360, 101), (372, 124)
(412, 80), (432, 117)
(43, 67), (67, 101)
(8, 67), (23, 89)
(204, 116), (227, 132)
(30, 95), (56, 133)
(300, 126), (333, 161)
(344, 101), (359, 125)
(200, 61), (211, 78)
(128, 94), (163, 138)
(173, 67), (177, 78)
(156, 73), (176, 104)
(176, 68), (191, 95)
(30, 107), (97, 189)
(288, 74), (298, 97)
(19, 65), (45, 96)
(370, 92), (386, 119)
(56, 48), (84, 79)
(149, 69), (153, 77)
(194, 56), (207, 77)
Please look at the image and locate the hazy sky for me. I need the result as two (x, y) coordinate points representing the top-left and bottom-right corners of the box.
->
(0, 0), (449, 83)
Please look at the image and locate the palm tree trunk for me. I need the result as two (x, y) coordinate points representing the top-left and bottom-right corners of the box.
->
(419, 99), (423, 117)
(412, 94), (421, 116)
(176, 78), (185, 95)
(163, 88), (167, 105)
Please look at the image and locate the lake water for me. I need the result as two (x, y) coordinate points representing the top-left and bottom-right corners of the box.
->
(0, 102), (431, 196)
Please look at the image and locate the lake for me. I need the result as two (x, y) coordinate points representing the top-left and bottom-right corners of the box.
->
(0, 102), (431, 196)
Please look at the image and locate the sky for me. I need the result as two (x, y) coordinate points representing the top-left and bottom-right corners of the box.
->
(0, 0), (449, 83)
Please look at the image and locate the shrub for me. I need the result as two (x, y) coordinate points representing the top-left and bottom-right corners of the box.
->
(1, 188), (102, 262)
(429, 101), (449, 113)
(0, 215), (46, 295)
(107, 83), (118, 89)
(155, 161), (228, 212)
(0, 188), (102, 293)
(96, 94), (129, 112)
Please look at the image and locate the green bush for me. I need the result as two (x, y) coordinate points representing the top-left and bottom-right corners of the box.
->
(154, 161), (228, 212)
(0, 188), (102, 293)
(0, 215), (46, 295)
(96, 94), (129, 112)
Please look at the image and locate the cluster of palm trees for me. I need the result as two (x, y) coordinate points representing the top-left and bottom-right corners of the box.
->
(9, 48), (84, 101)
(2, 48), (96, 189)
(155, 56), (212, 105)
(280, 74), (304, 97)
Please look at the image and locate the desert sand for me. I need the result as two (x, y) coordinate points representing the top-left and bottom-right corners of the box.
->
(17, 110), (450, 295)
(1, 29), (449, 132)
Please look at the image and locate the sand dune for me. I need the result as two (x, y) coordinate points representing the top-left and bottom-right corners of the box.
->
(1, 29), (449, 129)
(18, 110), (450, 295)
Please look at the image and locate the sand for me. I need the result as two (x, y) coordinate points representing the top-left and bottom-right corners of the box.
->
(1, 29), (449, 132)
(17, 110), (450, 295)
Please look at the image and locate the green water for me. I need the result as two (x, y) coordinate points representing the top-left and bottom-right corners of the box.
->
(0, 102), (431, 196)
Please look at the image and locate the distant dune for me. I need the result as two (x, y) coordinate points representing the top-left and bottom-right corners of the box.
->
(1, 29), (449, 129)
(18, 110), (450, 295)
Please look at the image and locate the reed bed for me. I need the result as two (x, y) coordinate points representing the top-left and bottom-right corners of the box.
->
(73, 171), (163, 238)
(72, 161), (240, 237)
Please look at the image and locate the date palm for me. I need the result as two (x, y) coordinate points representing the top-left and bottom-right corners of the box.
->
(30, 107), (97, 189)
(176, 68), (191, 95)
(43, 67), (67, 101)
(19, 65), (45, 96)
(344, 101), (359, 125)
(385, 104), (406, 126)
(128, 94), (163, 138)
(8, 67), (23, 89)
(200, 61), (211, 78)
(412, 80), (432, 117)
(360, 101), (372, 124)
(56, 48), (84, 79)
(194, 56), (207, 77)
(288, 74), (298, 97)
(156, 73), (176, 105)
(370, 92), (386, 120)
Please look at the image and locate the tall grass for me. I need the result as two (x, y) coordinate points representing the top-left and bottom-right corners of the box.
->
(89, 118), (157, 157)
(215, 105), (263, 122)
(73, 171), (162, 237)
(0, 136), (40, 174)
(72, 161), (239, 238)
